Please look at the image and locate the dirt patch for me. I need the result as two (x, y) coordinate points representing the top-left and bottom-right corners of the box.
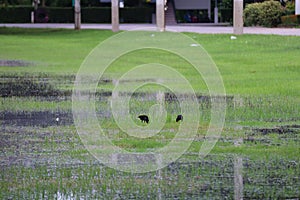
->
(0, 60), (34, 67)
(0, 111), (73, 127)
(253, 125), (300, 135)
(0, 78), (66, 97)
(245, 125), (300, 145)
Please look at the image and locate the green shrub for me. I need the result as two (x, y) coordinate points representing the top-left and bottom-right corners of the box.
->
(259, 0), (283, 27)
(284, 1), (295, 15)
(244, 3), (262, 26)
(244, 0), (284, 27)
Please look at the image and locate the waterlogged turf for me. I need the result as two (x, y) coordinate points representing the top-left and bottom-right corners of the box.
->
(0, 28), (299, 198)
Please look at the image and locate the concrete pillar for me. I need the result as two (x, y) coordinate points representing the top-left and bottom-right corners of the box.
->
(74, 0), (81, 30)
(156, 0), (165, 32)
(31, 12), (34, 23)
(111, 0), (119, 32)
(233, 0), (243, 35)
(208, 0), (211, 22)
(214, 8), (218, 24)
(296, 0), (300, 15)
(214, 0), (218, 24)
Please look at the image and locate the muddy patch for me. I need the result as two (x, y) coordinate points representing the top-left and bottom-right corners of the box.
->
(0, 60), (34, 67)
(0, 110), (115, 127)
(0, 78), (67, 97)
(253, 125), (300, 135)
(1, 111), (73, 127)
(244, 125), (300, 145)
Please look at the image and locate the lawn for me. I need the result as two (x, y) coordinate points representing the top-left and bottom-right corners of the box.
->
(0, 28), (299, 199)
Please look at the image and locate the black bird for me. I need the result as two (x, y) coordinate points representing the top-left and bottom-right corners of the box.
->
(138, 115), (149, 123)
(176, 114), (183, 122)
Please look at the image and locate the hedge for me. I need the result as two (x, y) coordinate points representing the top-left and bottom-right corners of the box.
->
(0, 6), (153, 23)
(120, 7), (153, 23)
(46, 7), (73, 23)
(0, 6), (33, 23)
(82, 7), (110, 23)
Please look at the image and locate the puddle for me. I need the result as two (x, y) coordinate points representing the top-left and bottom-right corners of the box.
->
(0, 111), (73, 127)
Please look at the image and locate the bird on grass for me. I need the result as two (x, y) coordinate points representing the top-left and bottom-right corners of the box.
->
(138, 115), (149, 124)
(176, 114), (183, 122)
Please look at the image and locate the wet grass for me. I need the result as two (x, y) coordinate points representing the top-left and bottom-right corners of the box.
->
(0, 28), (299, 198)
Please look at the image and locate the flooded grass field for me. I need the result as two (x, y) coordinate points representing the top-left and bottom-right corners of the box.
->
(1, 28), (300, 199)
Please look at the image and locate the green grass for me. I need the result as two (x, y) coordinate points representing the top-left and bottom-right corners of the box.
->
(186, 33), (300, 96)
(0, 28), (114, 74)
(0, 28), (299, 199)
(1, 28), (299, 96)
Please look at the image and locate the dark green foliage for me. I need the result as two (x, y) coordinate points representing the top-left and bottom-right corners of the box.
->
(220, 8), (232, 23)
(47, 0), (72, 7)
(219, 0), (233, 23)
(82, 7), (153, 23)
(45, 0), (108, 7)
(120, 7), (153, 23)
(220, 0), (233, 9)
(283, 0), (295, 15)
(244, 0), (284, 27)
(1, 0), (147, 7)
(81, 7), (110, 23)
(0, 6), (153, 23)
(0, 6), (33, 23)
(0, 0), (31, 6)
(46, 7), (74, 23)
